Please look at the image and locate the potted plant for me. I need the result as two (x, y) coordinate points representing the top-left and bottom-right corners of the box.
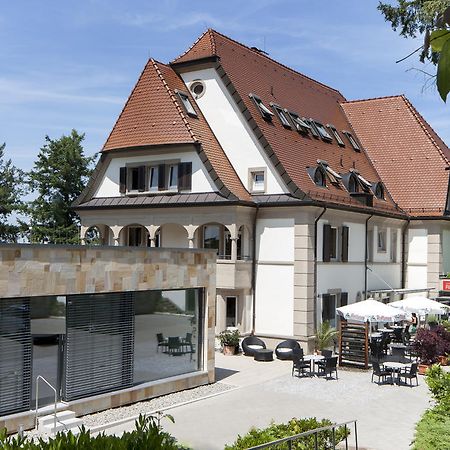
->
(427, 314), (439, 331)
(413, 326), (450, 374)
(315, 321), (338, 354)
(218, 329), (240, 355)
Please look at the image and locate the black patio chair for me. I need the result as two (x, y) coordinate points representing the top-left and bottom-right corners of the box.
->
(393, 328), (403, 343)
(316, 350), (333, 370)
(317, 356), (338, 380)
(292, 354), (310, 377)
(275, 339), (301, 360)
(399, 363), (419, 387)
(242, 336), (266, 356)
(370, 341), (384, 361)
(167, 336), (184, 356)
(371, 361), (391, 384)
(156, 333), (168, 353)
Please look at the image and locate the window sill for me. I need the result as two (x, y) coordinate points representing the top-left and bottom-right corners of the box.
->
(124, 189), (181, 197)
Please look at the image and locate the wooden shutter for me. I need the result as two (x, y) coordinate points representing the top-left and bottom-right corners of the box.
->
(119, 167), (127, 193)
(137, 166), (146, 192)
(323, 224), (332, 262)
(178, 162), (192, 191)
(341, 226), (349, 262)
(158, 164), (166, 190)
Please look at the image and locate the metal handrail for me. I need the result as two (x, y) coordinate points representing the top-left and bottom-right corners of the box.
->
(246, 419), (358, 450)
(35, 375), (57, 432)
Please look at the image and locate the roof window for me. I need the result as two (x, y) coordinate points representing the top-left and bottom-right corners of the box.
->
(372, 182), (385, 200)
(343, 131), (361, 151)
(270, 103), (292, 128)
(189, 80), (206, 99)
(304, 119), (320, 138)
(327, 124), (345, 147)
(287, 111), (311, 134)
(175, 90), (197, 117)
(249, 94), (274, 121)
(313, 121), (333, 142)
(319, 160), (342, 185)
(307, 166), (327, 187)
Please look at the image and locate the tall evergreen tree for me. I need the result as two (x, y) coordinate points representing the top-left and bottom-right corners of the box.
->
(27, 130), (96, 244)
(0, 143), (24, 242)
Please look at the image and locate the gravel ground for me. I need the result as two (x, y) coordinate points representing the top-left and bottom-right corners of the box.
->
(24, 381), (234, 441)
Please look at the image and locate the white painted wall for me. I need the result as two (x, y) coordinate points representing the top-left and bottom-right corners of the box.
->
(255, 264), (294, 335)
(181, 68), (288, 195)
(367, 263), (401, 291)
(443, 228), (450, 273)
(406, 228), (428, 289)
(94, 150), (216, 197)
(256, 218), (294, 262)
(161, 224), (189, 248)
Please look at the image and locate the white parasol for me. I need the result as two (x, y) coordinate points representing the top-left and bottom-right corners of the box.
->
(389, 296), (450, 316)
(336, 299), (410, 323)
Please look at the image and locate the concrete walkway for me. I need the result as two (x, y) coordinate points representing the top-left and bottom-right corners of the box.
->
(105, 353), (430, 450)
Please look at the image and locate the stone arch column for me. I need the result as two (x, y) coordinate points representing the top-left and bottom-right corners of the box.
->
(184, 225), (199, 249)
(79, 225), (88, 245)
(145, 225), (160, 247)
(111, 226), (123, 246)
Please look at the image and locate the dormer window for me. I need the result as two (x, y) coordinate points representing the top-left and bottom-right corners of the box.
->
(313, 121), (333, 142)
(348, 174), (359, 193)
(313, 167), (326, 187)
(343, 131), (361, 151)
(319, 160), (342, 185)
(176, 90), (197, 117)
(249, 168), (266, 192)
(249, 93), (274, 121)
(327, 124), (345, 147)
(270, 104), (291, 128)
(373, 182), (385, 200)
(287, 111), (311, 134)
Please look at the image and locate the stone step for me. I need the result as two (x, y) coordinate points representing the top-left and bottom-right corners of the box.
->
(40, 416), (83, 434)
(38, 410), (75, 428)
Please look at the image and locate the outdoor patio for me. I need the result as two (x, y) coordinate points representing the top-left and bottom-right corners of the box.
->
(103, 351), (430, 450)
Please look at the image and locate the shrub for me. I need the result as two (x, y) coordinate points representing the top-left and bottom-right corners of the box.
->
(218, 329), (240, 347)
(224, 417), (350, 450)
(0, 414), (186, 450)
(413, 328), (450, 365)
(315, 321), (338, 351)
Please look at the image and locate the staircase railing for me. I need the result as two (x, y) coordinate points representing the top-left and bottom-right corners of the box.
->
(34, 376), (57, 432)
(246, 419), (358, 450)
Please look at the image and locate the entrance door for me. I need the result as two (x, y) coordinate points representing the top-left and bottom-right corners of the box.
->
(226, 297), (237, 328)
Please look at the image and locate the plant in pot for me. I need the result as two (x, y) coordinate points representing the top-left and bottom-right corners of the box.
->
(218, 329), (240, 355)
(413, 327), (450, 374)
(426, 314), (439, 331)
(315, 321), (338, 354)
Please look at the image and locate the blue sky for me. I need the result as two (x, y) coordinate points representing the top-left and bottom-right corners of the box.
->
(1, 0), (448, 171)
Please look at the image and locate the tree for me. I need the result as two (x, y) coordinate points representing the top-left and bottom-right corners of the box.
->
(378, 1), (450, 101)
(27, 130), (96, 244)
(0, 143), (24, 242)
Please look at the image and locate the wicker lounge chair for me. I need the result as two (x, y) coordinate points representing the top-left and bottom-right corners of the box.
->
(242, 336), (266, 356)
(275, 339), (301, 360)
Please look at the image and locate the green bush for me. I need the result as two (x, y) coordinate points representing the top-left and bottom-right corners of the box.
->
(412, 365), (450, 450)
(224, 417), (350, 450)
(0, 414), (187, 450)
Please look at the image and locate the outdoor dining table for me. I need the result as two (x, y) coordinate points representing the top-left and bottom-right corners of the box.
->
(378, 328), (395, 333)
(370, 332), (383, 339)
(303, 354), (325, 374)
(383, 361), (411, 385)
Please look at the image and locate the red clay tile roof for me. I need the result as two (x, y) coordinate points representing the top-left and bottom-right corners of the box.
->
(101, 57), (250, 201)
(342, 95), (449, 217)
(173, 29), (401, 214)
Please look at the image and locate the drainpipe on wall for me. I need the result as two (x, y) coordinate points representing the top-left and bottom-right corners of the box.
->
(364, 214), (373, 299)
(251, 205), (260, 335)
(314, 207), (327, 332)
(401, 218), (410, 290)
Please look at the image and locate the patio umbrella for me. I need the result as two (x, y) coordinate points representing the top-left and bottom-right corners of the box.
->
(336, 299), (410, 323)
(389, 296), (450, 316)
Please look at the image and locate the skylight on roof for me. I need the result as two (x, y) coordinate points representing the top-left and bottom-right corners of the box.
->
(271, 103), (291, 128)
(327, 124), (345, 147)
(304, 119), (320, 138)
(176, 90), (197, 117)
(287, 111), (310, 134)
(343, 131), (361, 151)
(317, 160), (342, 184)
(313, 121), (333, 142)
(249, 93), (274, 121)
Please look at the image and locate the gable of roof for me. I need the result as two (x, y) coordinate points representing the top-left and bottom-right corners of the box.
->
(172, 29), (401, 215)
(342, 95), (450, 217)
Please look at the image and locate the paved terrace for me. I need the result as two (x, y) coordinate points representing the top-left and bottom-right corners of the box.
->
(104, 353), (430, 450)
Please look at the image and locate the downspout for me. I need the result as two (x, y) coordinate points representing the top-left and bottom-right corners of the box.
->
(251, 205), (259, 335)
(401, 218), (410, 289)
(314, 207), (327, 332)
(364, 215), (373, 299)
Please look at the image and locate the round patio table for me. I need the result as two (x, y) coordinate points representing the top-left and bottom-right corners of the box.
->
(303, 354), (325, 374)
(383, 361), (411, 385)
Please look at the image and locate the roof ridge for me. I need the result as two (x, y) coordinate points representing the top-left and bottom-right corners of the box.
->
(400, 95), (450, 166)
(150, 59), (198, 143)
(208, 29), (343, 96)
(171, 29), (213, 63)
(342, 94), (405, 104)
(208, 28), (217, 54)
(102, 59), (152, 151)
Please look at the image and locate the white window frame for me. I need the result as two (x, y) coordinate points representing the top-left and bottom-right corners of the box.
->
(168, 164), (178, 190)
(176, 90), (197, 117)
(248, 167), (266, 193)
(377, 229), (387, 253)
(390, 229), (398, 262)
(148, 166), (159, 191)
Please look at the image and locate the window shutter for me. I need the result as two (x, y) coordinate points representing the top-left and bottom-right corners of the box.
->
(119, 167), (127, 193)
(341, 226), (349, 262)
(323, 224), (331, 262)
(137, 166), (146, 192)
(178, 162), (192, 191)
(158, 164), (166, 190)
(340, 292), (348, 307)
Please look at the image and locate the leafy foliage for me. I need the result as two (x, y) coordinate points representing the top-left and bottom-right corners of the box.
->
(224, 417), (350, 450)
(26, 130), (96, 244)
(412, 365), (450, 449)
(315, 321), (338, 351)
(218, 329), (240, 346)
(0, 143), (25, 242)
(413, 326), (450, 364)
(0, 414), (186, 450)
(378, 1), (450, 101)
